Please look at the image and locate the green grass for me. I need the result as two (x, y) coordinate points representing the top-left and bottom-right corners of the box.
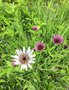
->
(0, 0), (69, 90)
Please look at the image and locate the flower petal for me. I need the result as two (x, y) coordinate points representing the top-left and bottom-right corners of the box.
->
(23, 47), (25, 54)
(32, 58), (36, 60)
(11, 55), (19, 59)
(28, 60), (35, 63)
(16, 50), (22, 55)
(27, 64), (32, 69)
(29, 58), (36, 61)
(13, 61), (21, 65)
(30, 54), (36, 58)
(21, 64), (27, 70)
(26, 47), (30, 54)
(29, 50), (34, 55)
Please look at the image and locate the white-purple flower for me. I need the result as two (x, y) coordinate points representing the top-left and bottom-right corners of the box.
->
(11, 47), (36, 70)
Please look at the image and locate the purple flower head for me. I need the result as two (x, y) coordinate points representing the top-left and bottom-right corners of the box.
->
(53, 35), (63, 45)
(35, 42), (45, 51)
(32, 26), (40, 31)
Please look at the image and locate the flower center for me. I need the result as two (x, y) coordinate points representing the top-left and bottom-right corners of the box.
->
(22, 56), (26, 60)
(55, 38), (60, 43)
(19, 54), (30, 64)
(38, 45), (43, 50)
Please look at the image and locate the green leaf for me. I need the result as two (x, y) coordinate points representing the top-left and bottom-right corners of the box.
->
(0, 79), (5, 83)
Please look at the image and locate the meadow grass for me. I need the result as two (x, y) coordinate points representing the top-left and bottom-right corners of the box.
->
(0, 0), (69, 90)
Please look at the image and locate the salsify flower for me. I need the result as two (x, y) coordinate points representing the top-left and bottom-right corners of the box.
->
(53, 34), (63, 45)
(11, 47), (36, 70)
(35, 42), (45, 51)
(32, 26), (40, 31)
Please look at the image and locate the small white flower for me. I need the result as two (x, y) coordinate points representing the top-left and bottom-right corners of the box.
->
(11, 47), (36, 70)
